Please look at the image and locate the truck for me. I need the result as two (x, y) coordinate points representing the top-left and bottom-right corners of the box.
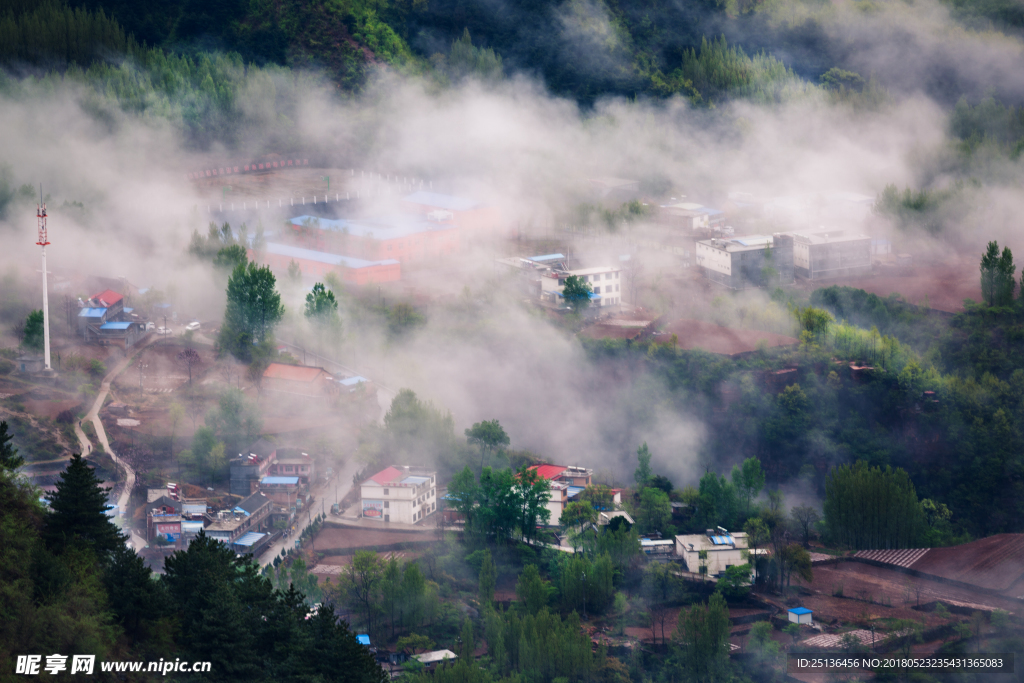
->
(331, 503), (340, 516)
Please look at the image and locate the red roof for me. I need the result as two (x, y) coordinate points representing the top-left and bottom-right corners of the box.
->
(91, 289), (123, 307)
(529, 464), (567, 480)
(368, 466), (403, 485)
(263, 363), (330, 383)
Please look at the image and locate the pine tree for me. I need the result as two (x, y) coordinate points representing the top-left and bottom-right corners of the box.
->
(981, 241), (1000, 306)
(0, 420), (23, 470)
(44, 453), (124, 558)
(478, 549), (496, 605)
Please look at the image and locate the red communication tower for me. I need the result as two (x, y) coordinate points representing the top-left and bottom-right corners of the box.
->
(37, 199), (48, 246)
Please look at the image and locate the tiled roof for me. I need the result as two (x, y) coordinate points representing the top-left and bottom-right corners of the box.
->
(369, 466), (403, 485)
(91, 289), (123, 307)
(529, 464), (567, 480)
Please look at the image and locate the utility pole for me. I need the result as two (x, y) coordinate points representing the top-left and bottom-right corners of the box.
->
(36, 186), (52, 372)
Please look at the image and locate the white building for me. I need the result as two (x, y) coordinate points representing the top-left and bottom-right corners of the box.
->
(527, 464), (594, 526)
(674, 528), (751, 576)
(694, 234), (794, 290)
(788, 229), (872, 280)
(360, 466), (438, 524)
(540, 266), (623, 308)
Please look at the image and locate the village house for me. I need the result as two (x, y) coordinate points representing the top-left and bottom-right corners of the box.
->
(695, 234), (795, 290)
(360, 465), (438, 524)
(205, 492), (273, 553)
(527, 464), (594, 526)
(540, 266), (623, 309)
(262, 363), (336, 398)
(674, 528), (754, 577)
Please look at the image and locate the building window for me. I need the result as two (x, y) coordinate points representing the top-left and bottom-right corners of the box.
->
(593, 286), (600, 294)
(615, 284), (620, 292)
(383, 489), (389, 495)
(615, 272), (620, 278)
(384, 501), (389, 508)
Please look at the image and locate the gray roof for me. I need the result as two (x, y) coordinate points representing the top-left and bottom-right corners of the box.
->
(236, 491), (271, 515)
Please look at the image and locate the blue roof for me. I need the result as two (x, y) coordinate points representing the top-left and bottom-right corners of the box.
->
(402, 191), (480, 211)
(696, 207), (724, 216)
(710, 535), (734, 545)
(122, 307), (134, 313)
(289, 214), (456, 241)
(100, 322), (133, 330)
(339, 376), (368, 386)
(261, 476), (299, 485)
(789, 607), (813, 615)
(233, 531), (266, 547)
(528, 253), (565, 262)
(567, 486), (585, 498)
(79, 307), (107, 317)
(402, 476), (429, 485)
(356, 634), (371, 646)
(265, 242), (399, 269)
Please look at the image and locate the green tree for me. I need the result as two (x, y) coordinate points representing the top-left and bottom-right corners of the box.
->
(637, 486), (671, 533)
(634, 442), (652, 487)
(562, 501), (598, 552)
(305, 282), (340, 327)
(343, 550), (385, 636)
(205, 388), (262, 459)
(561, 275), (592, 312)
(0, 420), (23, 470)
(580, 484), (614, 511)
(672, 592), (731, 683)
(981, 241), (999, 305)
(44, 453), (124, 559)
(743, 517), (770, 584)
(516, 564), (549, 615)
(465, 419), (510, 473)
(104, 542), (170, 645)
(823, 461), (924, 549)
(397, 633), (435, 655)
(715, 563), (752, 600)
(22, 310), (43, 351)
(219, 262), (285, 362)
(997, 245), (1017, 305)
(730, 457), (765, 517)
(478, 549), (497, 605)
(214, 244), (248, 271)
(780, 544), (812, 587)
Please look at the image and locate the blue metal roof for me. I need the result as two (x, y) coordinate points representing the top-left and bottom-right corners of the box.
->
(356, 634), (371, 646)
(402, 190), (480, 211)
(402, 476), (429, 485)
(261, 476), (299, 485)
(100, 322), (133, 330)
(789, 607), (813, 615)
(528, 253), (565, 262)
(233, 531), (266, 547)
(710, 535), (734, 545)
(79, 307), (107, 317)
(567, 486), (585, 498)
(265, 242), (399, 269)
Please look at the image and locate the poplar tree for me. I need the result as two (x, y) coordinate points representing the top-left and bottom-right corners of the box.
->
(823, 461), (925, 549)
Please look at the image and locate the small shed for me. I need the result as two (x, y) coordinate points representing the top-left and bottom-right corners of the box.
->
(788, 607), (813, 625)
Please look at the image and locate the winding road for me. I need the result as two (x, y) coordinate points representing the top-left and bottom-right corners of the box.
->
(73, 338), (158, 515)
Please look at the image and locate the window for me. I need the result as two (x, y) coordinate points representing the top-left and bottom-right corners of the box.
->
(384, 501), (389, 508)
(605, 273), (611, 280)
(615, 272), (620, 279)
(615, 284), (620, 292)
(383, 489), (389, 495)
(593, 286), (600, 294)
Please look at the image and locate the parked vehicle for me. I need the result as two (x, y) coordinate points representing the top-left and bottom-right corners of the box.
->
(331, 503), (340, 516)
(185, 321), (201, 331)
(156, 327), (172, 335)
(144, 322), (155, 331)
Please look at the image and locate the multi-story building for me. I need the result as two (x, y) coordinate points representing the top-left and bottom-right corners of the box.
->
(540, 266), (623, 309)
(695, 234), (794, 290)
(674, 528), (753, 577)
(788, 229), (872, 280)
(230, 439), (278, 497)
(360, 466), (438, 524)
(205, 492), (273, 553)
(527, 464), (594, 526)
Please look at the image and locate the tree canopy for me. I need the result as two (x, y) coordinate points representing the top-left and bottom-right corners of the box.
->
(219, 262), (285, 361)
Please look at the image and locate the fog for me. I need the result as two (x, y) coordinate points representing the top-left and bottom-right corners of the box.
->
(3, 2), (1024, 488)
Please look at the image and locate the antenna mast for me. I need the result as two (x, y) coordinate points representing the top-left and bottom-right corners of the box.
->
(37, 186), (51, 372)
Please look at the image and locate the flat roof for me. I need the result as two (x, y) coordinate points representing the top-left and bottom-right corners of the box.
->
(528, 253), (565, 262)
(401, 476), (430, 485)
(402, 191), (480, 211)
(79, 307), (107, 317)
(556, 266), (620, 276)
(265, 242), (399, 269)
(100, 322), (133, 330)
(698, 235), (774, 252)
(289, 214), (456, 241)
(233, 531), (267, 547)
(789, 230), (871, 245)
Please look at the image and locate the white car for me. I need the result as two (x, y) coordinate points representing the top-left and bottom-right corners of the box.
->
(144, 322), (155, 331)
(156, 326), (172, 335)
(185, 322), (201, 331)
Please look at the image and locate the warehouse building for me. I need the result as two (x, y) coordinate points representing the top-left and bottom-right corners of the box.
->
(694, 234), (794, 290)
(256, 242), (400, 286)
(400, 191), (501, 231)
(789, 229), (872, 280)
